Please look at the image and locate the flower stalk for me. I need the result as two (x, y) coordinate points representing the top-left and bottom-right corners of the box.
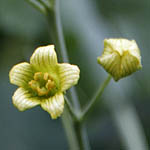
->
(64, 95), (80, 122)
(79, 74), (112, 122)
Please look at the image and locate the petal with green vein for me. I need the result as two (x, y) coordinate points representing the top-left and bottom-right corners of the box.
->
(9, 62), (34, 87)
(58, 63), (80, 92)
(30, 45), (58, 72)
(12, 87), (40, 111)
(41, 93), (64, 119)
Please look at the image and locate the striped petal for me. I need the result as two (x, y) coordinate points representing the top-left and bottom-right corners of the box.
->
(41, 93), (64, 119)
(58, 63), (80, 92)
(98, 52), (121, 81)
(30, 45), (58, 72)
(9, 62), (34, 87)
(121, 52), (142, 77)
(12, 87), (40, 111)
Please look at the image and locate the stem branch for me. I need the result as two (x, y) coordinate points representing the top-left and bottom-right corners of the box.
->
(80, 74), (112, 121)
(64, 95), (79, 121)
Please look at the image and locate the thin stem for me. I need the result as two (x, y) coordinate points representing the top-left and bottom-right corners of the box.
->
(74, 122), (91, 150)
(64, 95), (80, 121)
(61, 107), (80, 150)
(46, 0), (80, 110)
(38, 0), (49, 9)
(80, 74), (112, 121)
(46, 1), (89, 149)
(26, 0), (46, 14)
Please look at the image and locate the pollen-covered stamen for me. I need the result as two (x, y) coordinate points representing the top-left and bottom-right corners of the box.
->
(34, 72), (43, 81)
(43, 73), (48, 80)
(28, 72), (56, 96)
(46, 80), (55, 90)
(28, 80), (39, 90)
(37, 87), (49, 96)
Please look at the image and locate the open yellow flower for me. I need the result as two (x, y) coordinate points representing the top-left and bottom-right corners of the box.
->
(9, 45), (80, 119)
(97, 39), (142, 81)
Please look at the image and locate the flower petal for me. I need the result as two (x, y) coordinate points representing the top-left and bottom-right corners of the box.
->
(121, 51), (142, 77)
(9, 62), (34, 87)
(58, 63), (80, 92)
(30, 45), (58, 72)
(98, 52), (121, 81)
(41, 93), (64, 119)
(12, 87), (40, 111)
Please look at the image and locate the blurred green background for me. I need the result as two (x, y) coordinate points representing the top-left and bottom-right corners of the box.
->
(0, 0), (150, 149)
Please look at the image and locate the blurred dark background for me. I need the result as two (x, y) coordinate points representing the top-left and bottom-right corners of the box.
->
(0, 0), (150, 149)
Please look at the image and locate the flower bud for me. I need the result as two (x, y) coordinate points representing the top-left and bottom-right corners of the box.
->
(97, 39), (142, 81)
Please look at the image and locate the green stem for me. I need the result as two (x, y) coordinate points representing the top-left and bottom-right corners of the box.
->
(25, 0), (46, 14)
(64, 95), (79, 121)
(80, 74), (112, 121)
(46, 0), (80, 110)
(45, 1), (90, 149)
(74, 122), (91, 150)
(61, 107), (80, 150)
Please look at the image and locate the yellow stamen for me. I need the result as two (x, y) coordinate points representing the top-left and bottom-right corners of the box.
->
(37, 87), (49, 96)
(46, 80), (55, 90)
(28, 72), (56, 97)
(34, 72), (43, 81)
(28, 80), (39, 90)
(43, 72), (49, 80)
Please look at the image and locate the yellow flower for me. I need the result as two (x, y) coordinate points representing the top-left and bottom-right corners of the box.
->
(97, 39), (142, 81)
(9, 45), (80, 119)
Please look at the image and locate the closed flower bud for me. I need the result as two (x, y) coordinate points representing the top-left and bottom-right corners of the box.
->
(97, 39), (142, 81)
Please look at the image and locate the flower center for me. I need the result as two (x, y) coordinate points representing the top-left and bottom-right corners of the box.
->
(28, 72), (56, 97)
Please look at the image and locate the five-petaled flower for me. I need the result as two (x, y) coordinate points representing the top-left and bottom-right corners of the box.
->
(9, 45), (80, 119)
(97, 38), (142, 81)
